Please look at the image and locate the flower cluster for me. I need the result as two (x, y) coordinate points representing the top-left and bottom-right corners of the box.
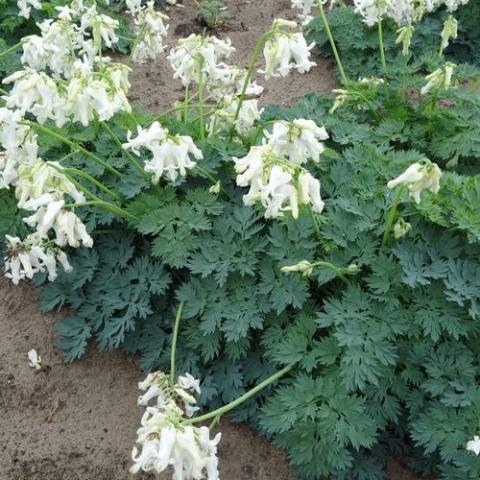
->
(0, 108), (38, 189)
(168, 34), (235, 87)
(17, 0), (41, 19)
(208, 67), (265, 136)
(6, 0), (131, 128)
(264, 118), (329, 164)
(162, 18), (315, 137)
(421, 62), (456, 95)
(0, 0), (136, 285)
(1, 118), (92, 283)
(387, 159), (442, 203)
(263, 19), (316, 79)
(4, 233), (73, 285)
(129, 1), (170, 64)
(234, 118), (327, 219)
(123, 122), (203, 182)
(130, 371), (221, 479)
(353, 0), (469, 28)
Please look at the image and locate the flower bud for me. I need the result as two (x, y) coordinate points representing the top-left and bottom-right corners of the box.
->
(440, 15), (458, 54)
(393, 218), (412, 239)
(281, 260), (314, 277)
(396, 24), (415, 56)
(421, 62), (457, 95)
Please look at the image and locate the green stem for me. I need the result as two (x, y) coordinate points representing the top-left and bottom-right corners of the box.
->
(63, 167), (123, 202)
(309, 205), (321, 240)
(378, 19), (388, 79)
(316, 0), (348, 85)
(208, 413), (222, 431)
(149, 98), (202, 125)
(65, 200), (137, 220)
(193, 165), (230, 198)
(48, 163), (137, 221)
(56, 151), (77, 164)
(232, 31), (272, 129)
(23, 121), (122, 177)
(351, 92), (381, 121)
(428, 89), (440, 113)
(170, 301), (185, 383)
(183, 84), (189, 121)
(252, 120), (277, 144)
(382, 187), (402, 246)
(198, 59), (206, 145)
(186, 363), (295, 424)
(313, 261), (348, 284)
(102, 122), (150, 180)
(0, 41), (23, 61)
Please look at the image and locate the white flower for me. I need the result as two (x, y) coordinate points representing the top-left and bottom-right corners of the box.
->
(0, 108), (38, 188)
(3, 70), (67, 126)
(421, 62), (456, 95)
(265, 119), (329, 164)
(17, 0), (42, 19)
(123, 123), (203, 183)
(168, 34), (235, 87)
(123, 121), (168, 154)
(298, 170), (325, 213)
(3, 233), (72, 284)
(209, 95), (264, 136)
(27, 349), (42, 370)
(131, 1), (169, 64)
(444, 0), (469, 11)
(80, 5), (119, 48)
(24, 204), (93, 248)
(263, 19), (316, 79)
(21, 17), (83, 77)
(178, 373), (201, 395)
(359, 76), (385, 85)
(466, 436), (480, 456)
(388, 0), (416, 26)
(261, 165), (299, 219)
(126, 0), (143, 15)
(291, 0), (316, 15)
(131, 372), (221, 479)
(234, 145), (275, 208)
(15, 160), (85, 209)
(353, 0), (390, 27)
(66, 61), (131, 125)
(208, 65), (263, 101)
(146, 136), (203, 183)
(207, 66), (264, 136)
(387, 160), (442, 203)
(234, 144), (325, 219)
(354, 0), (418, 27)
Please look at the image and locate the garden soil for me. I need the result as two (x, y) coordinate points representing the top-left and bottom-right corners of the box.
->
(1, 0), (426, 478)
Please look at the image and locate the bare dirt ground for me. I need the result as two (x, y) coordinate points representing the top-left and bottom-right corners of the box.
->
(0, 278), (426, 480)
(123, 0), (337, 113)
(0, 0), (427, 479)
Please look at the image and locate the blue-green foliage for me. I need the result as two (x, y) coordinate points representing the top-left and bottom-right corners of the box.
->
(2, 7), (480, 477)
(23, 81), (479, 478)
(306, 2), (480, 78)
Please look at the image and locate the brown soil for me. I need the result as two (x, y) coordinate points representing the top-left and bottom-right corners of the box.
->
(1, 1), (427, 479)
(123, 0), (337, 113)
(0, 277), (428, 480)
